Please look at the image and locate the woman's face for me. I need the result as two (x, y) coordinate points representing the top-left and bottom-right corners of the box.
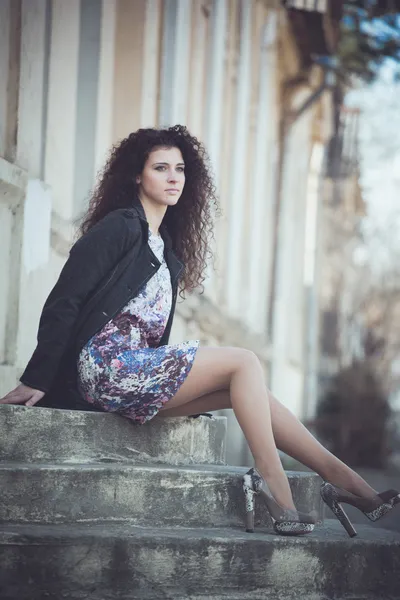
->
(137, 146), (185, 207)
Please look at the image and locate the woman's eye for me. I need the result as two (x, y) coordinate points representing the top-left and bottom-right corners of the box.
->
(155, 166), (165, 171)
(177, 167), (185, 173)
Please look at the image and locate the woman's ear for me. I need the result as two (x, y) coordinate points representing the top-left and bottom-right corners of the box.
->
(136, 175), (141, 184)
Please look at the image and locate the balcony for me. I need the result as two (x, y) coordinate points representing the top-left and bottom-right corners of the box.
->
(282, 0), (344, 63)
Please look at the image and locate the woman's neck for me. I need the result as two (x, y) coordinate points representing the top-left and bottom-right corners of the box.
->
(139, 197), (167, 236)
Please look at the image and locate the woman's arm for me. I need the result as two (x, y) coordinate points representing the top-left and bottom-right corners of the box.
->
(19, 209), (140, 393)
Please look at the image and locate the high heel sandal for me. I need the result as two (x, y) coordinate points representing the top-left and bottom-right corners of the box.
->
(242, 468), (316, 536)
(320, 482), (400, 538)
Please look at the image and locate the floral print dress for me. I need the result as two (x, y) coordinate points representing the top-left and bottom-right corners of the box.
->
(77, 231), (199, 423)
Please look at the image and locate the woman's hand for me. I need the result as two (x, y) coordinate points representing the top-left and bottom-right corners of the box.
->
(0, 383), (45, 407)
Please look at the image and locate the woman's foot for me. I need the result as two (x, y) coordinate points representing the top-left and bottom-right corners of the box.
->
(321, 461), (379, 503)
(243, 468), (316, 535)
(321, 481), (400, 537)
(255, 462), (297, 511)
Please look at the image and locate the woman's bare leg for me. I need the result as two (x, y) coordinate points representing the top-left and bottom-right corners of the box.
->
(158, 389), (231, 417)
(160, 387), (378, 500)
(160, 346), (297, 510)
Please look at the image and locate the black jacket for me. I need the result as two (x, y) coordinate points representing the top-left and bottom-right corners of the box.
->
(20, 201), (184, 411)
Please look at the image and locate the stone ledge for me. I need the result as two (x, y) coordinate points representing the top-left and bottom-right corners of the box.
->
(0, 405), (227, 466)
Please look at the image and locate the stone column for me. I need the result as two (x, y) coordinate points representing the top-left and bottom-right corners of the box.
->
(44, 0), (80, 221)
(0, 0), (20, 163)
(159, 0), (192, 127)
(203, 0), (227, 189)
(186, 0), (209, 139)
(270, 89), (313, 416)
(245, 10), (279, 334)
(215, 0), (239, 304)
(225, 0), (252, 317)
(0, 1), (53, 382)
(73, 0), (102, 215)
(113, 0), (164, 138)
(0, 0), (11, 157)
(93, 0), (117, 178)
(202, 0), (227, 300)
(140, 0), (163, 128)
(303, 141), (325, 420)
(16, 0), (49, 179)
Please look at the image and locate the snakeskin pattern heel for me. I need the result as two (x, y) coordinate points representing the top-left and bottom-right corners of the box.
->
(320, 482), (400, 537)
(242, 468), (316, 536)
(243, 472), (256, 532)
(320, 483), (357, 537)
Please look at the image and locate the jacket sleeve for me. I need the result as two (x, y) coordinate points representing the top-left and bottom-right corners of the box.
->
(20, 209), (141, 392)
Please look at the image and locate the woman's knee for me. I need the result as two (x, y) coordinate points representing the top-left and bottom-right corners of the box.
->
(184, 346), (261, 390)
(233, 348), (261, 373)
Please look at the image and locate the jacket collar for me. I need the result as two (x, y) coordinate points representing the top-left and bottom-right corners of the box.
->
(131, 197), (173, 249)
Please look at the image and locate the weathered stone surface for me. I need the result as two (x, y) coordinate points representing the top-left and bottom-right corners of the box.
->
(0, 463), (323, 528)
(0, 520), (399, 600)
(0, 405), (226, 465)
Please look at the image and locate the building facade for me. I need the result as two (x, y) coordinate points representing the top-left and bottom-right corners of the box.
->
(0, 0), (338, 464)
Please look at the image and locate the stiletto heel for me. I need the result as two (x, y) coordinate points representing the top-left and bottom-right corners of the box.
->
(320, 482), (400, 537)
(321, 486), (357, 537)
(242, 468), (316, 536)
(243, 473), (256, 532)
(332, 502), (357, 538)
(245, 508), (255, 533)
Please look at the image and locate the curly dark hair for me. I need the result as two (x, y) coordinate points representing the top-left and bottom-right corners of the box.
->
(79, 125), (219, 295)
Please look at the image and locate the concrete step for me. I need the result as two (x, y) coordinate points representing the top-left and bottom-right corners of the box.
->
(0, 463), (323, 529)
(1, 520), (399, 599)
(0, 404), (226, 465)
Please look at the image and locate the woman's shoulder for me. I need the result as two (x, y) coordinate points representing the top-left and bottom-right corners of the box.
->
(72, 208), (143, 255)
(88, 208), (142, 237)
(101, 207), (141, 225)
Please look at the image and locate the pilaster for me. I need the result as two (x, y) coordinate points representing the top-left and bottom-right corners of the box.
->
(16, 0), (49, 178)
(44, 0), (80, 220)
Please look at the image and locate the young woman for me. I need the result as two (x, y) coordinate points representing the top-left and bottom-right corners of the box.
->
(1, 125), (398, 536)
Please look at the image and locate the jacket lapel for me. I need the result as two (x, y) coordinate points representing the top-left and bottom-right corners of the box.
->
(131, 199), (184, 286)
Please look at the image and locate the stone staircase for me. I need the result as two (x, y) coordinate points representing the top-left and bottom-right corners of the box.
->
(0, 405), (400, 600)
